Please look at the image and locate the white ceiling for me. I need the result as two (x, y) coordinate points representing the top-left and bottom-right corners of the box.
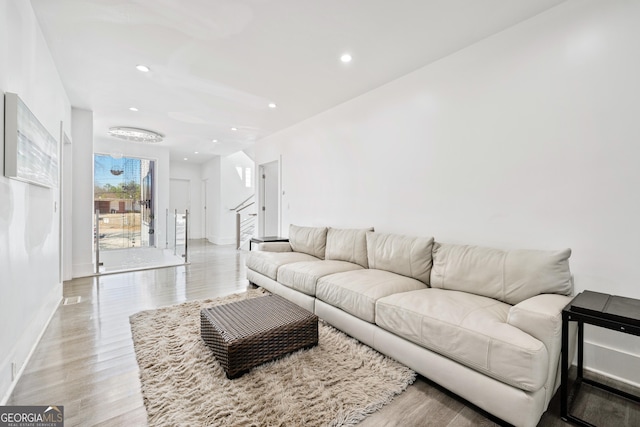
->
(30, 0), (566, 164)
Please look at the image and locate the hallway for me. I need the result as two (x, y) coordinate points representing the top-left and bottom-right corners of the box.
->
(8, 240), (252, 426)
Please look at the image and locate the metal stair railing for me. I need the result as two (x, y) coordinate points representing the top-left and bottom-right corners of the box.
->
(233, 195), (255, 249)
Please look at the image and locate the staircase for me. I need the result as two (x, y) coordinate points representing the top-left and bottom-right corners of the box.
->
(233, 195), (256, 249)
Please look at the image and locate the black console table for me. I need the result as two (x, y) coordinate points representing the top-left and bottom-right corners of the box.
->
(249, 236), (289, 251)
(561, 290), (640, 426)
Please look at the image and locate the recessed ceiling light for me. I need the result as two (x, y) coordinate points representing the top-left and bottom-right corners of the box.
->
(184, 157), (188, 161)
(212, 139), (218, 143)
(194, 151), (199, 154)
(340, 53), (352, 63)
(129, 107), (139, 111)
(231, 127), (238, 131)
(136, 64), (150, 72)
(268, 103), (277, 109)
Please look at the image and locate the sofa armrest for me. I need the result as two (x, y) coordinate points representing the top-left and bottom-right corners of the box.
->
(255, 242), (293, 252)
(507, 294), (572, 346)
(507, 293), (575, 400)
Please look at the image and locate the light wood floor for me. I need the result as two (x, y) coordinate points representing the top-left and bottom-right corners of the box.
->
(8, 240), (639, 426)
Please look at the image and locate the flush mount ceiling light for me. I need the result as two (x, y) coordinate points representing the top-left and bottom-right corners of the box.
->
(340, 53), (352, 63)
(136, 64), (150, 72)
(268, 102), (277, 109)
(108, 126), (164, 143)
(231, 127), (238, 131)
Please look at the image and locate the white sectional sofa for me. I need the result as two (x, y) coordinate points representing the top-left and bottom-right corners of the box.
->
(246, 225), (575, 427)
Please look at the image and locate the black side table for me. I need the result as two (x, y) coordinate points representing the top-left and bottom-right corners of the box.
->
(561, 290), (640, 426)
(249, 236), (289, 251)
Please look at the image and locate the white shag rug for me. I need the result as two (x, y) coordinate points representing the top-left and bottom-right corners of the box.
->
(129, 289), (416, 426)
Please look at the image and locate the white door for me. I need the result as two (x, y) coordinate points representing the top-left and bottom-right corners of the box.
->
(202, 179), (208, 241)
(170, 179), (190, 213)
(259, 161), (279, 236)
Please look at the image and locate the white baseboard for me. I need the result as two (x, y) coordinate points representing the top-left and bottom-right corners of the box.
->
(210, 235), (236, 245)
(72, 261), (95, 278)
(0, 282), (62, 405)
(583, 340), (640, 389)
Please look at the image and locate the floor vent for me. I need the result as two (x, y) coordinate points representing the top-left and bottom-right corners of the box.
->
(63, 296), (82, 305)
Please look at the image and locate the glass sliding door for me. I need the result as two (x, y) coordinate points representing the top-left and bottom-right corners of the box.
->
(94, 154), (153, 251)
(93, 153), (185, 274)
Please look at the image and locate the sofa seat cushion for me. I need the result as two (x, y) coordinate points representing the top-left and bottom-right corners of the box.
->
(278, 260), (364, 296)
(375, 288), (548, 392)
(246, 251), (319, 280)
(316, 269), (427, 323)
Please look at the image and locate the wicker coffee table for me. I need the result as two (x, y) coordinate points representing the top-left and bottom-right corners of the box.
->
(200, 294), (318, 378)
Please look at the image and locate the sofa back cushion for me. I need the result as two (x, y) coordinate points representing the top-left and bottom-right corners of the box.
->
(366, 232), (434, 285)
(289, 225), (328, 259)
(325, 227), (374, 267)
(430, 242), (573, 305)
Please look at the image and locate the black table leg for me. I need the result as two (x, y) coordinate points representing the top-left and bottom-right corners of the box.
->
(561, 311), (569, 421)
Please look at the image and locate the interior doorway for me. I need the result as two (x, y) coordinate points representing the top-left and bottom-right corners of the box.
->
(170, 178), (190, 216)
(202, 179), (208, 241)
(259, 160), (279, 236)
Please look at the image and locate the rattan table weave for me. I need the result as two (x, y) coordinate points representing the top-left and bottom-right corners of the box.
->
(200, 294), (318, 379)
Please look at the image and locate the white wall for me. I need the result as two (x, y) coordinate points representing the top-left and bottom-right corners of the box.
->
(70, 108), (94, 277)
(93, 137), (171, 252)
(255, 0), (640, 385)
(170, 162), (203, 239)
(0, 0), (71, 402)
(202, 156), (221, 243)
(61, 130), (73, 281)
(202, 152), (255, 245)
(221, 152), (256, 244)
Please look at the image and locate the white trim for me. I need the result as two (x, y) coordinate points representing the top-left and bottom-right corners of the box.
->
(1, 283), (62, 405)
(583, 340), (640, 389)
(73, 262), (95, 278)
(210, 236), (236, 245)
